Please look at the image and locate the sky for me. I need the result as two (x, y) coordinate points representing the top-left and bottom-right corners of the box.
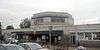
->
(0, 0), (100, 29)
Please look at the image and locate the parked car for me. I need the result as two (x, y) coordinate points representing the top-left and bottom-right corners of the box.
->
(0, 44), (25, 50)
(39, 48), (51, 50)
(19, 43), (42, 50)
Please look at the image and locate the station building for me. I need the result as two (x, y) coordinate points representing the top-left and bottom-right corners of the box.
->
(2, 12), (100, 47)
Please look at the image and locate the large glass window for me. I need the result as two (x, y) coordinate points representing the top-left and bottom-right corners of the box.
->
(51, 17), (65, 22)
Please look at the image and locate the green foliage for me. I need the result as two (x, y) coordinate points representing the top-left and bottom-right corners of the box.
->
(0, 22), (1, 29)
(19, 18), (31, 28)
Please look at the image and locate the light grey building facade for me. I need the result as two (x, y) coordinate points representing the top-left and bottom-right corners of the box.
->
(69, 24), (100, 46)
(2, 12), (100, 47)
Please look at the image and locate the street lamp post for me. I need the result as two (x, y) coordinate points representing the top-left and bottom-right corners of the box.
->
(48, 26), (52, 49)
(0, 22), (1, 43)
(0, 22), (2, 43)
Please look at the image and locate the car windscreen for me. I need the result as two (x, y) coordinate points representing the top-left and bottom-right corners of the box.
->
(6, 46), (25, 50)
(29, 44), (42, 50)
(0, 46), (5, 50)
(16, 46), (25, 50)
(19, 44), (30, 50)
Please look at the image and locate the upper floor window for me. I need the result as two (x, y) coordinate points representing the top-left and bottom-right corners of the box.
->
(51, 17), (65, 22)
(36, 18), (43, 23)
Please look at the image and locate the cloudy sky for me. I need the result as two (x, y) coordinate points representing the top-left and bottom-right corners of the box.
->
(0, 0), (100, 28)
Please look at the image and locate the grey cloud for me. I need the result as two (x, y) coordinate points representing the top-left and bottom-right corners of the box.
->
(1, 0), (100, 28)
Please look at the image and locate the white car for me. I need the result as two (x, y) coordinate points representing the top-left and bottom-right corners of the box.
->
(0, 44), (25, 50)
(19, 43), (42, 50)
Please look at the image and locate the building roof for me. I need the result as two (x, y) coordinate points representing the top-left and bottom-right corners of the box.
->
(31, 11), (72, 19)
(68, 23), (100, 32)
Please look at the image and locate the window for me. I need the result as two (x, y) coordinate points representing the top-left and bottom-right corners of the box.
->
(85, 33), (92, 40)
(42, 35), (46, 40)
(36, 18), (43, 23)
(78, 33), (84, 40)
(58, 36), (61, 40)
(51, 17), (65, 22)
(93, 32), (100, 40)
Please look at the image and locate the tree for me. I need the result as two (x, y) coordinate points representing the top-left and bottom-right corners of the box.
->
(19, 18), (31, 28)
(0, 22), (1, 29)
(0, 22), (1, 34)
(6, 25), (14, 29)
